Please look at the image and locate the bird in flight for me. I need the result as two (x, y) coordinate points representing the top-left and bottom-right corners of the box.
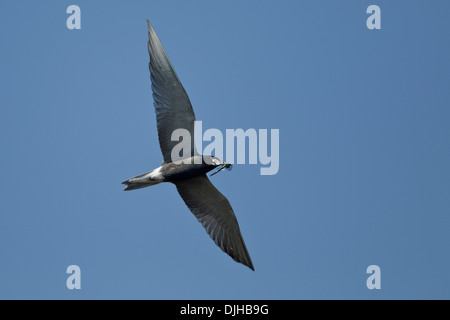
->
(122, 20), (254, 271)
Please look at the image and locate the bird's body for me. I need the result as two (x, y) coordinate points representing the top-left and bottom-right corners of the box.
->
(122, 155), (221, 189)
(122, 20), (254, 271)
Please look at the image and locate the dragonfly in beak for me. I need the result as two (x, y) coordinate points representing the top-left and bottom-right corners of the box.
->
(210, 162), (233, 176)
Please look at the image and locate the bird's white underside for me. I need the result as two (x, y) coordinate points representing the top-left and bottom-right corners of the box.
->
(148, 166), (163, 180)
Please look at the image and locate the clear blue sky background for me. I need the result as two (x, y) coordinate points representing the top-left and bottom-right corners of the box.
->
(1, 1), (449, 299)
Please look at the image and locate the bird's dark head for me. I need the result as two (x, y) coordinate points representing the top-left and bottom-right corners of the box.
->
(203, 156), (232, 176)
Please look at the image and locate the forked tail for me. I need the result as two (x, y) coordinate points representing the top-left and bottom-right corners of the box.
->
(122, 170), (162, 191)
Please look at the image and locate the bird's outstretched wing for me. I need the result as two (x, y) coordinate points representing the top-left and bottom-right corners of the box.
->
(147, 20), (197, 163)
(175, 175), (254, 270)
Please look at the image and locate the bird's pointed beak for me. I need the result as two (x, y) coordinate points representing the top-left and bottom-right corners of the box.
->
(210, 162), (232, 176)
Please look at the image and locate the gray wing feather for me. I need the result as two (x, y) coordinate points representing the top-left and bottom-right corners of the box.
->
(147, 20), (197, 163)
(175, 175), (254, 270)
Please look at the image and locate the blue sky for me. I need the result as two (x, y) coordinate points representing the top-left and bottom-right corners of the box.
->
(1, 1), (449, 299)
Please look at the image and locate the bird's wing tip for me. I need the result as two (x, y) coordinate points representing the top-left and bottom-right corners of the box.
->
(244, 258), (255, 271)
(146, 19), (153, 33)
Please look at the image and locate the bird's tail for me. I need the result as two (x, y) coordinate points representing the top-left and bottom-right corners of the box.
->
(122, 170), (162, 191)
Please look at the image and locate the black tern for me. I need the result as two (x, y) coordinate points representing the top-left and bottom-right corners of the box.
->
(122, 20), (254, 271)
